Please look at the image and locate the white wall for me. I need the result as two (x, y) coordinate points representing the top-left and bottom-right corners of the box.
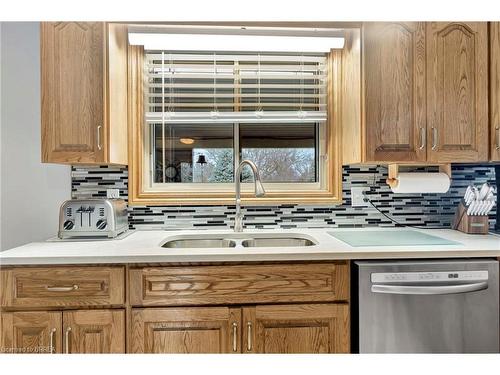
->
(0, 22), (70, 250)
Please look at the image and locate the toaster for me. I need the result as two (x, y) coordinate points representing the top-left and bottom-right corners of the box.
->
(58, 199), (128, 239)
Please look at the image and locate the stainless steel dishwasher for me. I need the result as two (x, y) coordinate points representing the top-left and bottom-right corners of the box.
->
(356, 259), (499, 353)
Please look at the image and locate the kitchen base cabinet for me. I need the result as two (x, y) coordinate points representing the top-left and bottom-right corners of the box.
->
(129, 263), (350, 353)
(0, 311), (61, 354)
(130, 304), (349, 354)
(63, 310), (125, 354)
(0, 310), (125, 354)
(242, 304), (350, 354)
(131, 307), (241, 353)
(1, 262), (351, 354)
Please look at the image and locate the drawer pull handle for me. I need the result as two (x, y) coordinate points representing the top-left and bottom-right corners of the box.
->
(246, 322), (253, 351)
(46, 285), (79, 292)
(64, 327), (72, 354)
(232, 322), (238, 352)
(49, 328), (56, 354)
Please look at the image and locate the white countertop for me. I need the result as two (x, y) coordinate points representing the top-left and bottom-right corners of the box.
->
(1, 228), (499, 266)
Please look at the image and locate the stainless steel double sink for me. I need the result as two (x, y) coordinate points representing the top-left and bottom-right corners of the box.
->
(161, 233), (317, 249)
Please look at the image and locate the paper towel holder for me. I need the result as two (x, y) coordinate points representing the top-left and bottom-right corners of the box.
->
(386, 163), (452, 189)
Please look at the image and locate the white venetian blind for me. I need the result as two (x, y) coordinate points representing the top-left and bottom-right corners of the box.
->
(144, 51), (328, 123)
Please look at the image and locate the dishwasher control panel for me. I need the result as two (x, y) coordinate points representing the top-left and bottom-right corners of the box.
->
(371, 270), (489, 283)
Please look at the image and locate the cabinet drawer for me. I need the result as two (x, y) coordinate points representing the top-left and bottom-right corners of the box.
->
(0, 266), (125, 308)
(129, 262), (349, 306)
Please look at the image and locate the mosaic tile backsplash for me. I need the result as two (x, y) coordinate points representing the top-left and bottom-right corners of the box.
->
(71, 164), (497, 231)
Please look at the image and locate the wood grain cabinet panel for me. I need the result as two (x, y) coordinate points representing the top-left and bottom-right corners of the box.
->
(242, 304), (350, 354)
(131, 307), (241, 353)
(426, 22), (489, 162)
(63, 310), (125, 353)
(490, 22), (500, 161)
(0, 266), (125, 308)
(129, 263), (349, 306)
(41, 22), (128, 165)
(347, 22), (490, 164)
(363, 22), (426, 162)
(41, 22), (104, 164)
(1, 311), (62, 354)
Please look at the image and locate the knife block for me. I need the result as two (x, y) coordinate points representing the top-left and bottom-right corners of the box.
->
(453, 202), (490, 234)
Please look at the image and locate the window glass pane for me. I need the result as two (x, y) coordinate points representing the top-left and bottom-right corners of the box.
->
(153, 124), (234, 183)
(239, 123), (317, 183)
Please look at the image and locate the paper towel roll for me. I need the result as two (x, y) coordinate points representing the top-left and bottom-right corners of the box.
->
(390, 172), (451, 193)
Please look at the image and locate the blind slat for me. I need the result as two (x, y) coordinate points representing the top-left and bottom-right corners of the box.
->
(149, 64), (325, 71)
(146, 93), (327, 98)
(148, 75), (325, 80)
(148, 103), (326, 108)
(147, 83), (324, 89)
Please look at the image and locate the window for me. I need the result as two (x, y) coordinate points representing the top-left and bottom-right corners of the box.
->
(128, 27), (342, 205)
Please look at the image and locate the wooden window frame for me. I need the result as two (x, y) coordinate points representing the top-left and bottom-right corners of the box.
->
(128, 45), (342, 206)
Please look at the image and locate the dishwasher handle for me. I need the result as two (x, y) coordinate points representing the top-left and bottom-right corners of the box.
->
(371, 281), (488, 295)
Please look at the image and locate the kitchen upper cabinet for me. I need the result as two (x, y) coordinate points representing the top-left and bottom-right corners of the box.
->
(63, 310), (125, 354)
(491, 22), (500, 161)
(242, 304), (350, 354)
(41, 22), (128, 165)
(131, 307), (241, 353)
(41, 22), (104, 163)
(426, 22), (489, 163)
(343, 22), (489, 164)
(1, 311), (62, 354)
(363, 22), (426, 163)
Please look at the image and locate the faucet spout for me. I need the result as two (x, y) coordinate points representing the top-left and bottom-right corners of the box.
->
(234, 160), (266, 232)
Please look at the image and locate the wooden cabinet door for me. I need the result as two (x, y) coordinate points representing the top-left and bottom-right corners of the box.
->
(242, 304), (349, 354)
(363, 22), (426, 162)
(1, 311), (62, 354)
(63, 310), (124, 353)
(490, 22), (500, 161)
(41, 22), (105, 164)
(131, 307), (241, 353)
(427, 22), (489, 162)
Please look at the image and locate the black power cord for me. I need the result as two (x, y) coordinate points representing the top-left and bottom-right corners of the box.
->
(363, 194), (448, 230)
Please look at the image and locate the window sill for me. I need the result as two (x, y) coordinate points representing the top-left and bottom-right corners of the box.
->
(128, 190), (342, 206)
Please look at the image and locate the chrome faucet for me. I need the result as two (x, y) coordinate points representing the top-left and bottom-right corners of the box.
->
(234, 160), (266, 232)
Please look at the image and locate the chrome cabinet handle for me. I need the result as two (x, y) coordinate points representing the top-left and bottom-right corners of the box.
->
(49, 328), (56, 354)
(246, 322), (253, 351)
(496, 126), (500, 150)
(46, 285), (79, 292)
(232, 322), (238, 352)
(97, 125), (102, 151)
(419, 127), (426, 150)
(431, 127), (438, 150)
(64, 327), (72, 354)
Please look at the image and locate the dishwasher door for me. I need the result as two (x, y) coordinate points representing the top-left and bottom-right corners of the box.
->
(357, 259), (499, 353)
